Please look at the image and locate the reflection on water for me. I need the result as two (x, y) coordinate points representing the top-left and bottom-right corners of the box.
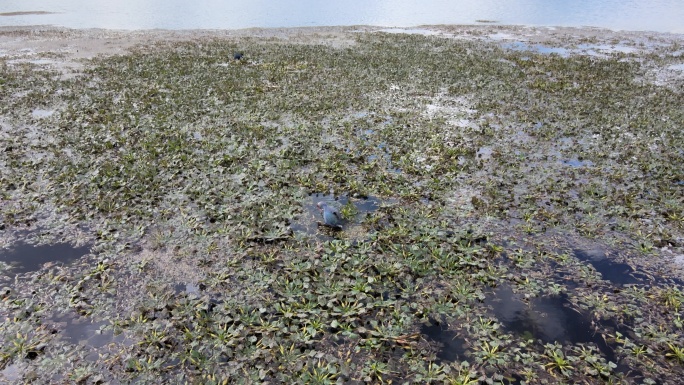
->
(174, 282), (201, 294)
(290, 192), (386, 241)
(573, 248), (646, 285)
(561, 158), (594, 168)
(0, 239), (91, 276)
(0, 0), (682, 32)
(486, 285), (616, 361)
(57, 316), (112, 348)
(51, 312), (132, 363)
(420, 318), (467, 362)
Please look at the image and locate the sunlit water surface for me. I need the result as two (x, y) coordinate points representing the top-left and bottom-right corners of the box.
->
(1, 0), (683, 33)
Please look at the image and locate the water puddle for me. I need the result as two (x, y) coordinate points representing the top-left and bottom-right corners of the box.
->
(290, 193), (388, 239)
(476, 146), (493, 161)
(573, 248), (645, 285)
(50, 312), (131, 362)
(420, 318), (468, 362)
(350, 115), (401, 173)
(0, 240), (91, 276)
(486, 285), (616, 362)
(366, 143), (400, 173)
(54, 315), (112, 347)
(174, 282), (202, 294)
(31, 109), (55, 119)
(561, 158), (593, 167)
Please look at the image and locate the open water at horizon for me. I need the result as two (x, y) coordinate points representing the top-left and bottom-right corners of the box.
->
(0, 0), (683, 33)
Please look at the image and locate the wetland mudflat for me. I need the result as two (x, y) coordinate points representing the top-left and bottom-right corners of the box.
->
(1, 24), (683, 384)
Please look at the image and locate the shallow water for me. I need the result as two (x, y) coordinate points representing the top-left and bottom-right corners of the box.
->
(53, 314), (114, 348)
(174, 282), (201, 294)
(420, 318), (467, 362)
(0, 240), (91, 276)
(573, 248), (646, 285)
(1, 0), (683, 32)
(48, 312), (133, 367)
(562, 158), (594, 168)
(486, 285), (616, 361)
(31, 108), (55, 119)
(290, 193), (386, 240)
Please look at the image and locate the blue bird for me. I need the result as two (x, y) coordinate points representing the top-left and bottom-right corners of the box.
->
(317, 202), (342, 229)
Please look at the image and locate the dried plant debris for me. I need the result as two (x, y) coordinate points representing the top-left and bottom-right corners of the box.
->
(1, 25), (683, 384)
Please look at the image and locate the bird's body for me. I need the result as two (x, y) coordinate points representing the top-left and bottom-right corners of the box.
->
(317, 202), (342, 229)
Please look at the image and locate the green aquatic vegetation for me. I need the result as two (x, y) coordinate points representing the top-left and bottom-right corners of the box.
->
(361, 359), (392, 383)
(444, 362), (481, 385)
(473, 339), (508, 366)
(338, 200), (358, 219)
(630, 344), (653, 362)
(573, 345), (617, 377)
(659, 287), (684, 312)
(0, 331), (44, 363)
(298, 360), (339, 384)
(543, 343), (577, 377)
(413, 361), (447, 383)
(665, 343), (684, 364)
(1, 26), (683, 383)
